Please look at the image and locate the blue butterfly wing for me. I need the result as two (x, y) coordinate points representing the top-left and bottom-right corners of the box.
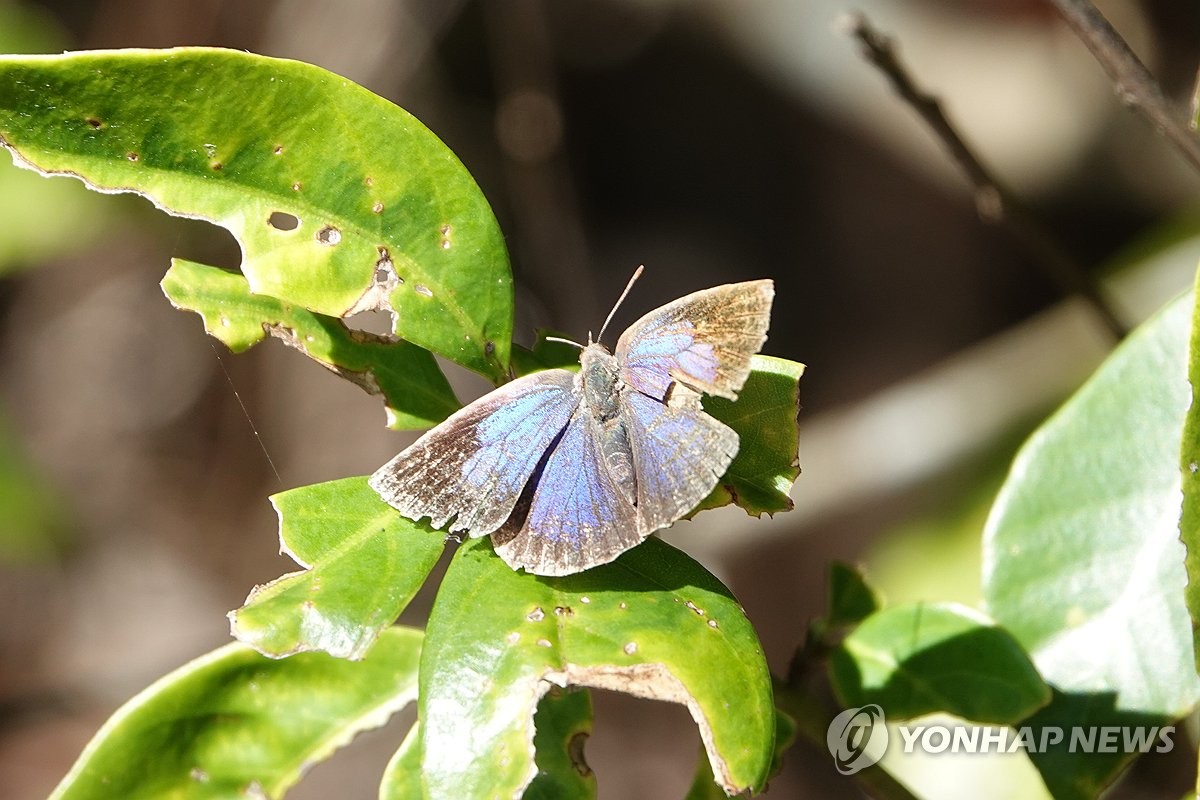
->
(493, 408), (641, 576)
(615, 280), (773, 402)
(369, 369), (578, 536)
(621, 389), (739, 532)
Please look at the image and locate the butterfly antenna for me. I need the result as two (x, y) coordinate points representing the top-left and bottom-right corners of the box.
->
(543, 335), (584, 349)
(597, 265), (644, 344)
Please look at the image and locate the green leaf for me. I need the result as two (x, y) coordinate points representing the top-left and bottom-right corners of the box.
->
(418, 537), (774, 798)
(829, 602), (1049, 723)
(523, 688), (597, 800)
(698, 355), (804, 516)
(0, 413), (69, 563)
(52, 626), (422, 800)
(983, 290), (1200, 798)
(229, 477), (444, 660)
(826, 561), (882, 628)
(684, 707), (796, 800)
(379, 724), (423, 800)
(1181, 272), (1200, 671)
(162, 259), (459, 430)
(0, 48), (511, 379)
(510, 330), (585, 376)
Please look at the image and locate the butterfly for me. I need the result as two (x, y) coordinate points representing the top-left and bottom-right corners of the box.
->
(369, 276), (774, 576)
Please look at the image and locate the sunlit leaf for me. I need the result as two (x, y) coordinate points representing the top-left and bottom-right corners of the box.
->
(162, 259), (459, 430)
(698, 355), (803, 516)
(230, 478), (444, 660)
(984, 290), (1200, 798)
(0, 48), (511, 379)
(418, 537), (774, 798)
(52, 626), (422, 800)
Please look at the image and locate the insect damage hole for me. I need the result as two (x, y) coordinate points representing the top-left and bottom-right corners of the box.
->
(267, 211), (300, 231)
(316, 225), (341, 246)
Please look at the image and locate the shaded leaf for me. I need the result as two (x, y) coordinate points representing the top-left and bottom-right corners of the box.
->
(829, 602), (1049, 723)
(524, 688), (597, 800)
(52, 626), (422, 800)
(230, 477), (444, 660)
(0, 48), (511, 379)
(163, 258), (459, 430)
(698, 355), (803, 516)
(826, 561), (882, 628)
(419, 537), (774, 798)
(0, 413), (69, 563)
(510, 329), (584, 376)
(983, 290), (1200, 798)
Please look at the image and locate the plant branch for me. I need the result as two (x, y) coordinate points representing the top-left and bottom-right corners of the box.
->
(842, 11), (1128, 341)
(1047, 0), (1200, 173)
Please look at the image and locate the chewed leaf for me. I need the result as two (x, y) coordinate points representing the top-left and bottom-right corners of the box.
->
(0, 48), (511, 379)
(698, 355), (803, 516)
(419, 536), (774, 798)
(230, 477), (444, 660)
(162, 259), (459, 430)
(51, 627), (422, 800)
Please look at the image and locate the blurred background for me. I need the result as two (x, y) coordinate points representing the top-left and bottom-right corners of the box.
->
(1, 0), (1199, 797)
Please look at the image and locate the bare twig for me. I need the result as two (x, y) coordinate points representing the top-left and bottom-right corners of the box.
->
(1048, 0), (1200, 173)
(843, 11), (1128, 341)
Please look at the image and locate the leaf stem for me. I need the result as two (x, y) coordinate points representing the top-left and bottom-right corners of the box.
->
(842, 11), (1129, 342)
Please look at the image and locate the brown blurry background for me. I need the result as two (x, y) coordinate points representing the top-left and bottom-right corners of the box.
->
(2, 0), (1200, 797)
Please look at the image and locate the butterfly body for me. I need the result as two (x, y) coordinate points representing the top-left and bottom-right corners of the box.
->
(370, 279), (774, 575)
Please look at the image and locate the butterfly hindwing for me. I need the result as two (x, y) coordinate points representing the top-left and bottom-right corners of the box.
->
(621, 389), (740, 532)
(493, 405), (642, 576)
(615, 279), (774, 401)
(368, 369), (577, 536)
(371, 277), (777, 577)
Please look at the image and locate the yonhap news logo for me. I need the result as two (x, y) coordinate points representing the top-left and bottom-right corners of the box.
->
(827, 704), (888, 775)
(826, 705), (1174, 775)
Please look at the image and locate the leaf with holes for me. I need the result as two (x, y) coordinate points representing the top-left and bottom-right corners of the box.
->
(418, 536), (774, 798)
(51, 626), (422, 800)
(229, 477), (444, 660)
(0, 48), (511, 379)
(162, 259), (460, 430)
(696, 355), (803, 516)
(983, 290), (1200, 798)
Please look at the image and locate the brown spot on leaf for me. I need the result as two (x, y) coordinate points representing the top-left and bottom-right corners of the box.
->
(568, 733), (592, 777)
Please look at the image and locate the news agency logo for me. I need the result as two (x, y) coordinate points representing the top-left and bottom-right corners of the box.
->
(826, 705), (1175, 775)
(827, 704), (888, 775)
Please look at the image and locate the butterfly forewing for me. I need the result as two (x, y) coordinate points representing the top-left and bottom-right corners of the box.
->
(493, 407), (642, 576)
(368, 369), (577, 536)
(621, 390), (740, 532)
(370, 276), (778, 577)
(615, 279), (774, 401)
